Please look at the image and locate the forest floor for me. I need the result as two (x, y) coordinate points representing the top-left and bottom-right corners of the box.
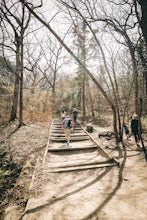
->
(1, 119), (147, 220)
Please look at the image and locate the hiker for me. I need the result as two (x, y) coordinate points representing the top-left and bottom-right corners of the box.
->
(72, 108), (78, 123)
(62, 114), (73, 146)
(61, 109), (66, 121)
(131, 114), (141, 146)
(123, 121), (130, 140)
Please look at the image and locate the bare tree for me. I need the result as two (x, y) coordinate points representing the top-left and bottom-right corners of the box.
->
(137, 0), (147, 46)
(20, 0), (123, 142)
(134, 0), (147, 113)
(0, 0), (31, 126)
(24, 31), (65, 116)
(57, 0), (147, 135)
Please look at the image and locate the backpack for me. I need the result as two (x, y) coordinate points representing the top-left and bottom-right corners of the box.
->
(63, 118), (71, 128)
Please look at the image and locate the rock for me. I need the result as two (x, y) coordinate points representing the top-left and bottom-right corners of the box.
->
(86, 126), (94, 133)
(98, 131), (114, 139)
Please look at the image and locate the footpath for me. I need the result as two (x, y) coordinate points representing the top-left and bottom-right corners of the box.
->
(3, 122), (147, 220)
(22, 125), (147, 220)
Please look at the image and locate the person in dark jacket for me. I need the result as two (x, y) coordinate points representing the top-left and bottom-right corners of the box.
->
(131, 114), (141, 146)
(72, 108), (78, 123)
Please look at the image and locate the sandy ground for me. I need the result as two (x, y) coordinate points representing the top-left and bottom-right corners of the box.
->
(2, 121), (147, 220)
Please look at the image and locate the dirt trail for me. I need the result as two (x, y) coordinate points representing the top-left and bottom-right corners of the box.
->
(2, 122), (147, 220)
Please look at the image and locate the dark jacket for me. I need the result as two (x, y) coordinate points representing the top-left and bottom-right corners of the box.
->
(131, 119), (140, 134)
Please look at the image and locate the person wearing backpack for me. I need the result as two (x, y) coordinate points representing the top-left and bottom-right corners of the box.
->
(123, 121), (130, 140)
(62, 114), (73, 146)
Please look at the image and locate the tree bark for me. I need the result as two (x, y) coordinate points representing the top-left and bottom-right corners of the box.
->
(19, 37), (24, 127)
(139, 0), (147, 46)
(9, 42), (20, 122)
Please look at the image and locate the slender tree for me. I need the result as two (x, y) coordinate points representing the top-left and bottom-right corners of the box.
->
(135, 0), (147, 112)
(138, 0), (147, 46)
(0, 0), (31, 126)
(20, 0), (122, 142)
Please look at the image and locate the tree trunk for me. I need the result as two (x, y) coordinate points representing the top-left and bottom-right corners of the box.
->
(137, 0), (147, 113)
(77, 88), (82, 109)
(112, 105), (120, 144)
(9, 43), (20, 122)
(51, 88), (56, 117)
(19, 39), (24, 127)
(87, 79), (95, 117)
(139, 0), (147, 46)
(82, 78), (86, 121)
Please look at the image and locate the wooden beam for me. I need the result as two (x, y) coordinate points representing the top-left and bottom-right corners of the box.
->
(48, 163), (116, 173)
(51, 136), (90, 142)
(48, 145), (98, 152)
(51, 133), (88, 137)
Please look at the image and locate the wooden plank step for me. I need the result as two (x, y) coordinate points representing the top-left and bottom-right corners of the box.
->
(51, 136), (90, 142)
(52, 129), (83, 133)
(53, 128), (82, 130)
(49, 158), (113, 168)
(52, 127), (82, 130)
(48, 145), (98, 152)
(51, 133), (88, 137)
(53, 122), (80, 125)
(48, 163), (116, 173)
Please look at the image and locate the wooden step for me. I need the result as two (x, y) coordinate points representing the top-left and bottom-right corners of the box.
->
(48, 162), (116, 173)
(51, 136), (90, 142)
(53, 122), (80, 125)
(51, 130), (83, 133)
(51, 133), (88, 137)
(48, 145), (98, 152)
(48, 157), (114, 168)
(52, 127), (82, 130)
